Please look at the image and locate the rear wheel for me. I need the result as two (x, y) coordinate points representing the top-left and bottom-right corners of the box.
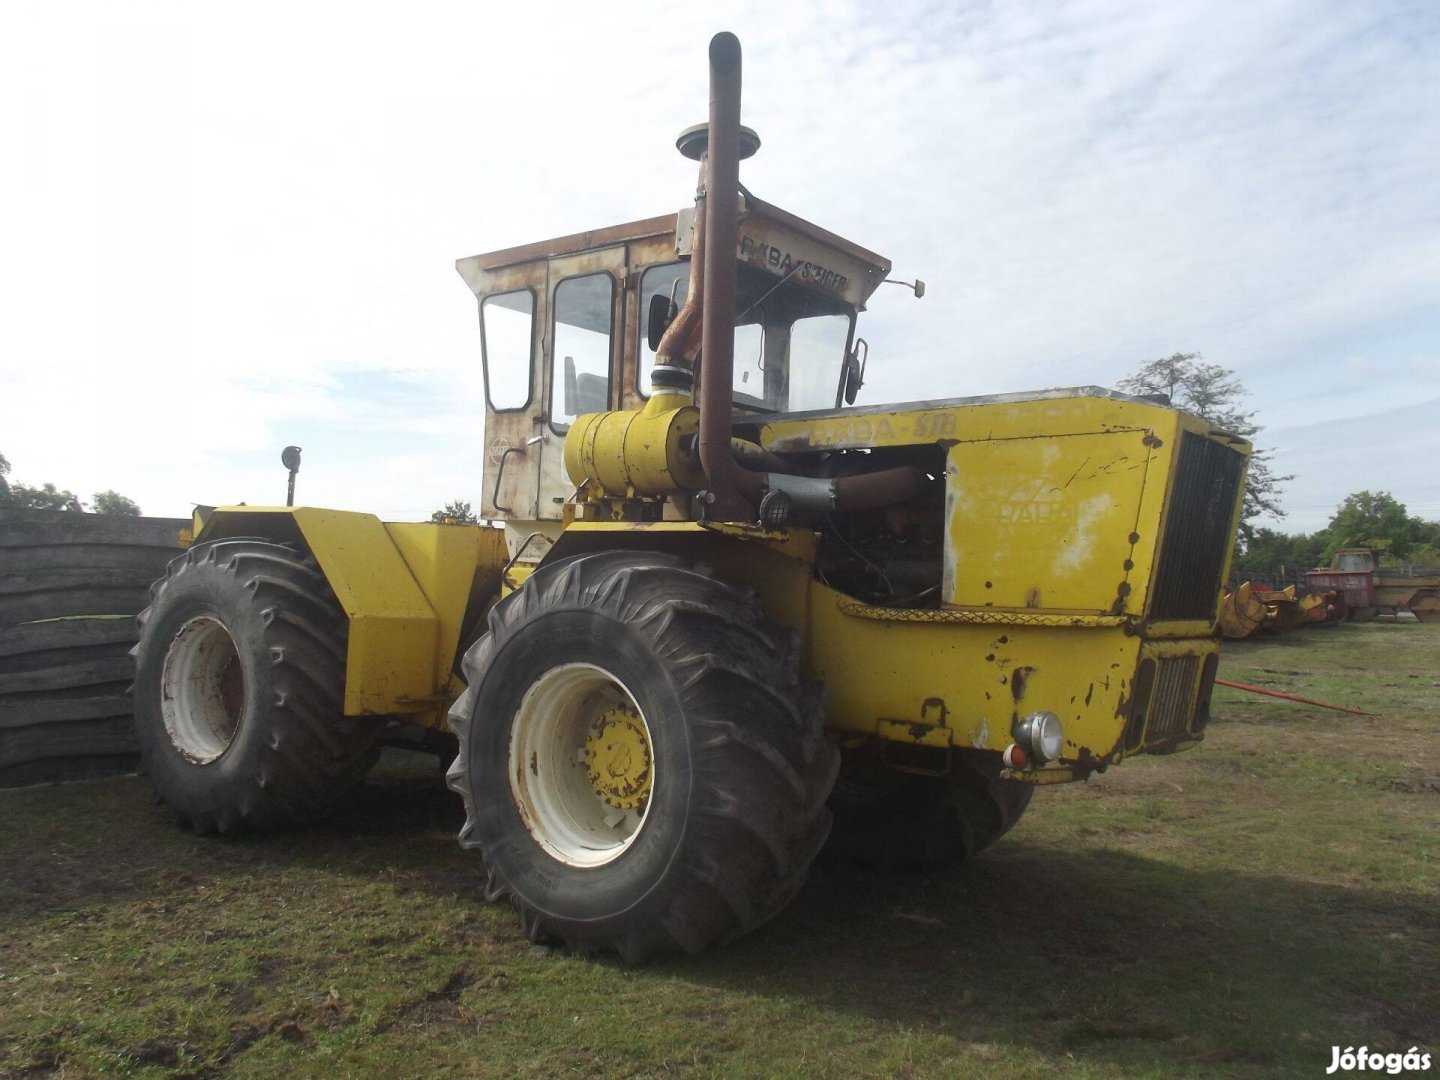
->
(826, 748), (1033, 869)
(447, 551), (838, 962)
(131, 539), (380, 833)
(1410, 590), (1440, 623)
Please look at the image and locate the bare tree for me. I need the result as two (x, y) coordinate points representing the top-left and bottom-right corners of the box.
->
(1119, 352), (1290, 537)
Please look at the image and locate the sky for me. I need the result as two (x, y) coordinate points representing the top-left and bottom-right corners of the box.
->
(1, 0), (1436, 532)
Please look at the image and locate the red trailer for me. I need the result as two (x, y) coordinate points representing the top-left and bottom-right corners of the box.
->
(1308, 549), (1440, 622)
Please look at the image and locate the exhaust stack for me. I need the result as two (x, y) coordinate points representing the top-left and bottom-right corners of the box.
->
(689, 32), (926, 523)
(696, 32), (763, 521)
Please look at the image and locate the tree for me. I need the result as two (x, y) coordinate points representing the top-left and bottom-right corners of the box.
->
(1234, 526), (1325, 576)
(1405, 542), (1440, 569)
(0, 452), (10, 502)
(1119, 352), (1291, 538)
(92, 490), (142, 516)
(8, 481), (84, 512)
(430, 499), (479, 525)
(1323, 491), (1433, 560)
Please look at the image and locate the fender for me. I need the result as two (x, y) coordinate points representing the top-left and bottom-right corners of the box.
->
(196, 507), (505, 723)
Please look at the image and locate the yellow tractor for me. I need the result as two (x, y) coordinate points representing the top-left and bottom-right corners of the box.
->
(131, 33), (1250, 961)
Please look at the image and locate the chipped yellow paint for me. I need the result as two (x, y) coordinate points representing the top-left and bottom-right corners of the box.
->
(535, 501), (1228, 779)
(945, 429), (1153, 613)
(877, 718), (954, 748)
(803, 574), (1146, 760)
(502, 563), (536, 595)
(759, 392), (1198, 453)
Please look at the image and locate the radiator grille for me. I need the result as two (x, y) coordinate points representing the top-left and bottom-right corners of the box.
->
(1146, 655), (1201, 743)
(1150, 432), (1246, 620)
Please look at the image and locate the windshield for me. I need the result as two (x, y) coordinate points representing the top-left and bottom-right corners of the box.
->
(639, 262), (854, 412)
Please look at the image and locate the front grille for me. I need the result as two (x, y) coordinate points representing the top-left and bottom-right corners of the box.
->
(1146, 655), (1201, 743)
(1150, 432), (1246, 620)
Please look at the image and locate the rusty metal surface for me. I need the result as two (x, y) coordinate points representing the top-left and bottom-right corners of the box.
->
(697, 31), (763, 520)
(1306, 568), (1376, 610)
(457, 214), (677, 276)
(1144, 654), (1201, 742)
(742, 194), (891, 297)
(652, 160), (707, 379)
(463, 260), (548, 520)
(676, 201), (888, 310)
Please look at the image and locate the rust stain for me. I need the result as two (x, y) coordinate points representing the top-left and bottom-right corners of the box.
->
(1010, 666), (1035, 703)
(1024, 587), (1042, 608)
(920, 697), (949, 725)
(1113, 677), (1133, 721)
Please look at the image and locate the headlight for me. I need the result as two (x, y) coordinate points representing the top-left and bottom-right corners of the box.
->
(1014, 710), (1064, 764)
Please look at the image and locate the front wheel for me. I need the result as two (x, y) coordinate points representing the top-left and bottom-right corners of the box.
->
(446, 551), (838, 962)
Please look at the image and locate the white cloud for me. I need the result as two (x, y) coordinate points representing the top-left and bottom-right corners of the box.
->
(1, 0), (1436, 526)
(1260, 397), (1440, 531)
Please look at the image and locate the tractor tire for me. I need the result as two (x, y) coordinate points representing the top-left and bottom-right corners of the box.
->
(131, 538), (380, 834)
(446, 550), (838, 962)
(826, 749), (1033, 870)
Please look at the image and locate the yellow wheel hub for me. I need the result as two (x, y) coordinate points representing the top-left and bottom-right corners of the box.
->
(584, 706), (652, 810)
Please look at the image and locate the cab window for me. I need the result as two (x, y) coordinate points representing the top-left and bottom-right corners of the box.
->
(550, 273), (614, 431)
(637, 260), (853, 412)
(481, 289), (534, 411)
(637, 262), (689, 396)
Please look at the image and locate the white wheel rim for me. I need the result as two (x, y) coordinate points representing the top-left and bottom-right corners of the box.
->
(160, 615), (244, 764)
(508, 662), (655, 868)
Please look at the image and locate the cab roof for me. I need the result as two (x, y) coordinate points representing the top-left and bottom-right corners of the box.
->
(457, 195), (892, 308)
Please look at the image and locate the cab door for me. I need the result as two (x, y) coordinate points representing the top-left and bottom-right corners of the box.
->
(536, 246), (627, 519)
(463, 259), (548, 521)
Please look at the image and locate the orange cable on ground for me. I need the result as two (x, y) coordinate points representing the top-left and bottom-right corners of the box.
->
(1215, 678), (1374, 716)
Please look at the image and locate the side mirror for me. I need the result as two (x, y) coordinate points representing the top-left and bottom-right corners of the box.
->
(842, 338), (869, 405)
(647, 293), (679, 352)
(912, 279), (926, 299)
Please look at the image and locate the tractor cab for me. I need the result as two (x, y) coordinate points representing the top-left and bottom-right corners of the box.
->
(456, 194), (892, 522)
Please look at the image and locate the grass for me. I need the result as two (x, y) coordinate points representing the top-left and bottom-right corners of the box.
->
(1, 623), (1435, 1078)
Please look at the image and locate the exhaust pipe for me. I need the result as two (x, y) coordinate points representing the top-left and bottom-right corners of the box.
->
(694, 32), (926, 524)
(697, 32), (763, 520)
(650, 163), (707, 387)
